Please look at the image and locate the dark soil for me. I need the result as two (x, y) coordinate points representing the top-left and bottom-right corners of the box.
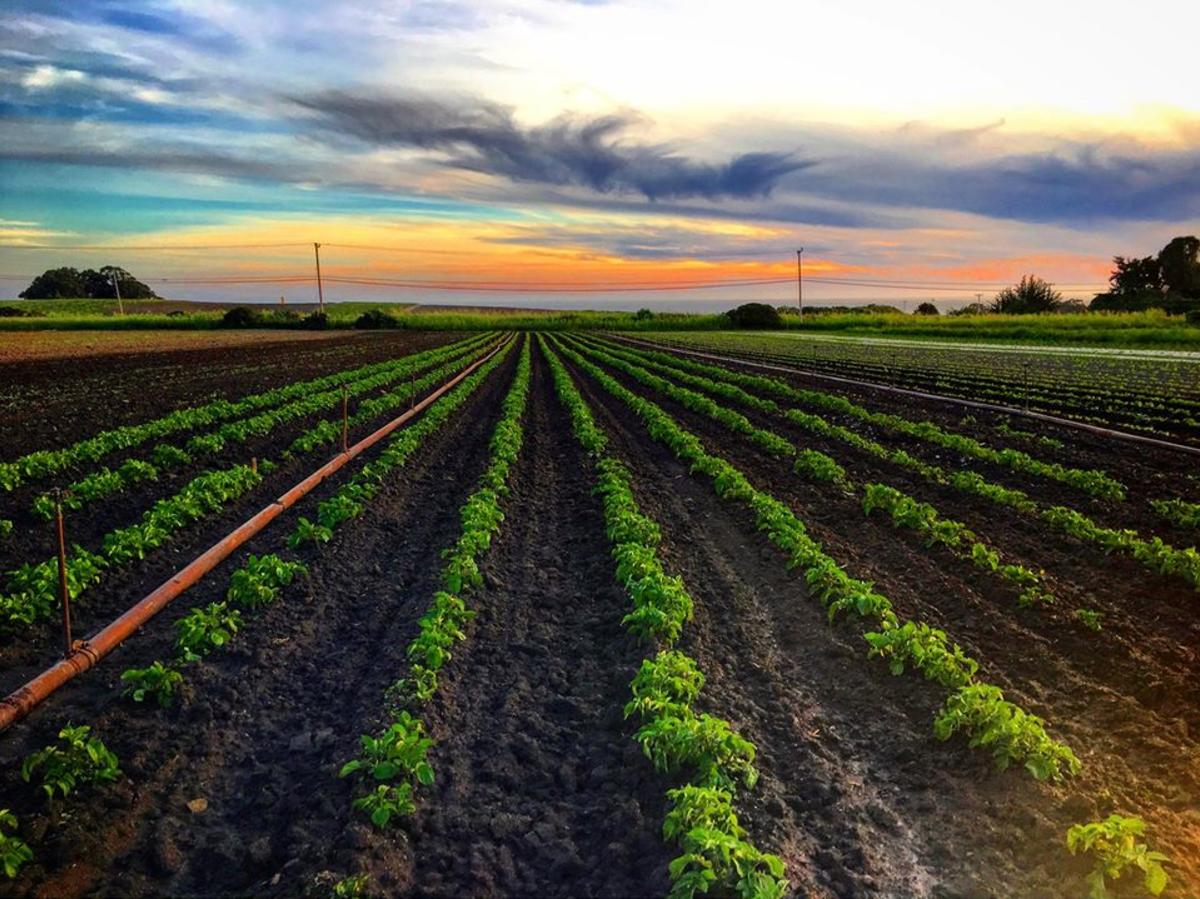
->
(402, 350), (671, 897)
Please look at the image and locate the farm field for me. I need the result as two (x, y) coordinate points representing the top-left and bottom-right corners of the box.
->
(0, 329), (1197, 898)
(0, 328), (371, 366)
(638, 330), (1200, 447)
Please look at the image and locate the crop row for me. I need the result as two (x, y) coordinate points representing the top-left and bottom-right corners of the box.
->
(641, 332), (1200, 435)
(0, 341), (507, 632)
(0, 465), (263, 629)
(648, 334), (1197, 443)
(570, 338), (1054, 610)
(540, 335), (787, 899)
(288, 338), (517, 547)
(122, 339), (519, 706)
(22, 334), (497, 519)
(339, 337), (530, 836)
(557, 339), (1173, 899)
(594, 338), (1125, 502)
(587, 339), (1200, 592)
(0, 332), (489, 493)
(0, 339), (521, 882)
(553, 336), (1080, 782)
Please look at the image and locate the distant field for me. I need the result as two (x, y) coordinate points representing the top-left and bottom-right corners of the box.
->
(785, 308), (1200, 347)
(0, 298), (722, 332)
(1, 298), (1197, 347)
(0, 328), (352, 363)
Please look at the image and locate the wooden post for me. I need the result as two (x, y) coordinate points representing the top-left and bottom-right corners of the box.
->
(53, 489), (73, 658)
(250, 456), (258, 474)
(341, 386), (349, 453)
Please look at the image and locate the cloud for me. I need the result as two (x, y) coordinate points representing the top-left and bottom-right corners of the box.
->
(794, 138), (1200, 224)
(289, 91), (814, 201)
(21, 64), (86, 89)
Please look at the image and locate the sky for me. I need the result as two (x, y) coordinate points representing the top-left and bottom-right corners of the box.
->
(1, 0), (1198, 310)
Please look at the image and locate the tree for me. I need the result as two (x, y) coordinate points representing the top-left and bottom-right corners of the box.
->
(1107, 255), (1164, 296)
(725, 303), (783, 328)
(19, 265), (158, 300)
(19, 267), (87, 299)
(1158, 236), (1200, 298)
(989, 276), (1062, 314)
(914, 302), (939, 316)
(81, 266), (159, 300)
(354, 309), (398, 329)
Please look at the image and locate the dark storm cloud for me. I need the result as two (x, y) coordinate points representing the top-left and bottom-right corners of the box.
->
(795, 141), (1200, 224)
(288, 92), (815, 201)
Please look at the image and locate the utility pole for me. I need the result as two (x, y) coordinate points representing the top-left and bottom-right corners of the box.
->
(796, 248), (804, 320)
(313, 242), (325, 314)
(111, 273), (124, 315)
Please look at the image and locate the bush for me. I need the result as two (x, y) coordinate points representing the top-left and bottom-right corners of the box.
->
(220, 306), (262, 328)
(262, 309), (300, 327)
(725, 303), (783, 329)
(915, 302), (939, 316)
(299, 312), (329, 330)
(1187, 309), (1200, 325)
(0, 306), (43, 318)
(354, 309), (399, 330)
(990, 276), (1063, 314)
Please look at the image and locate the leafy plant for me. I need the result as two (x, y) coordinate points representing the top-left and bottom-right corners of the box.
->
(0, 810), (32, 879)
(1075, 608), (1104, 632)
(121, 661), (184, 707)
(1151, 497), (1200, 530)
(661, 785), (787, 898)
(793, 449), (849, 486)
(625, 652), (705, 719)
(1066, 815), (1169, 898)
(934, 684), (1080, 781)
(341, 713), (434, 828)
(351, 783), (416, 829)
(864, 621), (978, 690)
(288, 516), (332, 548)
(331, 873), (370, 898)
(633, 708), (758, 792)
(174, 602), (242, 661)
(20, 724), (120, 799)
(152, 444), (192, 467)
(226, 554), (307, 609)
(340, 713), (435, 786)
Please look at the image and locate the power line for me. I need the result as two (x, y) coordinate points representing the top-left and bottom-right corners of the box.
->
(321, 276), (792, 293)
(0, 243), (312, 250)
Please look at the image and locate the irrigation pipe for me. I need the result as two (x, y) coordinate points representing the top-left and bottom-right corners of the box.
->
(0, 336), (511, 734)
(610, 335), (1200, 459)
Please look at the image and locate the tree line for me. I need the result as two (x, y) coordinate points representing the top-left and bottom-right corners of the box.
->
(18, 266), (158, 300)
